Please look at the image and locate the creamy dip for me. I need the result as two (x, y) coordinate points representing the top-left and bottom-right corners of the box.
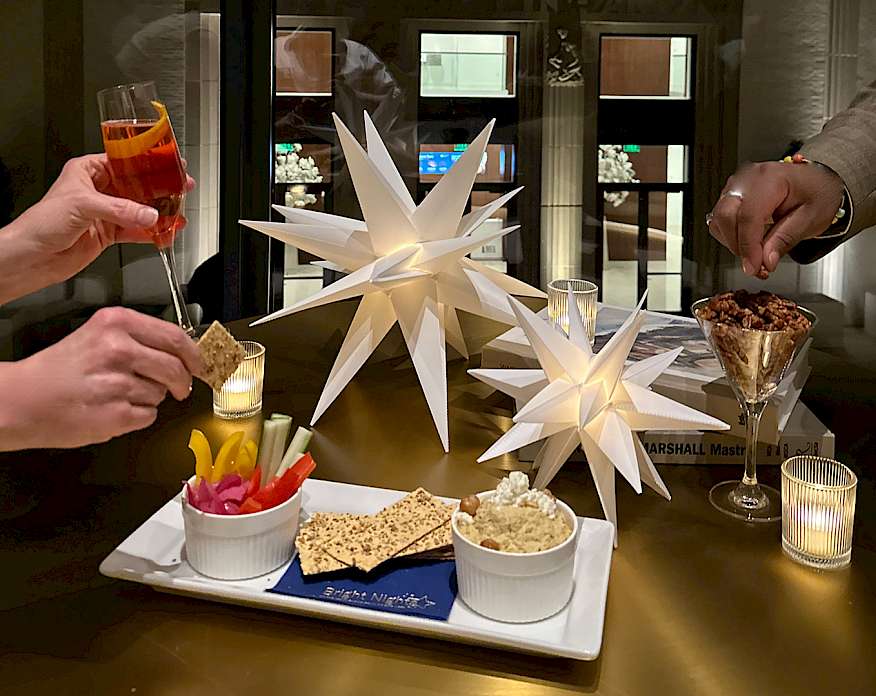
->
(454, 472), (571, 553)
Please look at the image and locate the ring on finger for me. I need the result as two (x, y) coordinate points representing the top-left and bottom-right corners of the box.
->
(721, 190), (744, 200)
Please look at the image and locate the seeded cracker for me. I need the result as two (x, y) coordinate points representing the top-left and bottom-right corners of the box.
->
(197, 321), (246, 390)
(296, 512), (367, 575)
(394, 501), (454, 558)
(322, 488), (451, 572)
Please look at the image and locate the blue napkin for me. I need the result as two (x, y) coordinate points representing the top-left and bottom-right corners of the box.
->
(269, 556), (457, 621)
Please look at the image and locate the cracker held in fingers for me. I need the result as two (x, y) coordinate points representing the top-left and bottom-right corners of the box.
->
(197, 321), (247, 390)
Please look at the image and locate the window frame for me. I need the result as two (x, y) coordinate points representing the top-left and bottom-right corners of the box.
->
(418, 31), (519, 99)
(581, 20), (737, 315)
(405, 18), (543, 287)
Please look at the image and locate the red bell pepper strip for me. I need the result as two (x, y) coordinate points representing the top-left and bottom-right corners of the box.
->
(247, 453), (316, 511)
(245, 466), (262, 499)
(274, 453), (315, 502)
(239, 497), (264, 514)
(235, 455), (316, 515)
(248, 478), (284, 510)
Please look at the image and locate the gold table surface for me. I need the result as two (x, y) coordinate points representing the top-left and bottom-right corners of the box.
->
(2, 301), (875, 696)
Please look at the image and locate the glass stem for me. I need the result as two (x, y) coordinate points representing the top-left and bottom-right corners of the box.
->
(742, 401), (766, 486)
(158, 245), (195, 336)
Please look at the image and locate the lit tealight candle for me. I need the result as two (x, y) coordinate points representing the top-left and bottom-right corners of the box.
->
(547, 279), (598, 343)
(781, 456), (857, 569)
(213, 341), (265, 419)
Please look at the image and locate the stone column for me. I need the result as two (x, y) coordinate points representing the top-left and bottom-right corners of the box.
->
(540, 84), (586, 287)
(818, 0), (860, 310)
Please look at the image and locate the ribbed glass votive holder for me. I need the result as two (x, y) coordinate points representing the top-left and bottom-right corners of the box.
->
(547, 279), (598, 344)
(212, 341), (265, 419)
(781, 456), (857, 569)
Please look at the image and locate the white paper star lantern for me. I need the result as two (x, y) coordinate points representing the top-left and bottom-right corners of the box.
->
(241, 112), (545, 452)
(469, 292), (729, 545)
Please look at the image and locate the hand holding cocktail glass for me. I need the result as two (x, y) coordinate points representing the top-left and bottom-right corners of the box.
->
(98, 81), (196, 335)
(0, 151), (202, 451)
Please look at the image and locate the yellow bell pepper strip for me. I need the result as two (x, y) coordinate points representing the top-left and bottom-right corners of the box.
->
(212, 431), (244, 483)
(235, 446), (254, 480)
(243, 439), (258, 473)
(188, 429), (213, 482)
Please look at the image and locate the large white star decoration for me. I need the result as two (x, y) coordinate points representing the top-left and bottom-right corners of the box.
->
(241, 112), (545, 452)
(469, 292), (729, 545)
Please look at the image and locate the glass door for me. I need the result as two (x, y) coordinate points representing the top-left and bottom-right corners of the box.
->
(273, 22), (339, 308)
(417, 31), (520, 275)
(595, 34), (694, 312)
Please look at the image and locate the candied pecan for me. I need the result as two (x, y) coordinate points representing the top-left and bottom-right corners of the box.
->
(698, 290), (810, 333)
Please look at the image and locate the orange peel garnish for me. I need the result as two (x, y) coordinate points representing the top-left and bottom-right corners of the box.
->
(104, 100), (172, 159)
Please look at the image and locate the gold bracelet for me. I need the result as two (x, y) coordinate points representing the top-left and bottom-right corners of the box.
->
(781, 154), (847, 225)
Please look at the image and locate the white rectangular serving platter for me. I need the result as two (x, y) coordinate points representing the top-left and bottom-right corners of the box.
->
(100, 478), (614, 660)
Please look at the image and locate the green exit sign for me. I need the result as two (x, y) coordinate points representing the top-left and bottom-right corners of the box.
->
(622, 145), (640, 153)
(453, 144), (468, 152)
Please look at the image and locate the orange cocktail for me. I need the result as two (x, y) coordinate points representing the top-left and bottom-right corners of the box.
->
(101, 101), (186, 249)
(98, 81), (194, 334)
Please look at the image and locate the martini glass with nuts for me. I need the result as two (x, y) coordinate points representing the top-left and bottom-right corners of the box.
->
(693, 291), (815, 522)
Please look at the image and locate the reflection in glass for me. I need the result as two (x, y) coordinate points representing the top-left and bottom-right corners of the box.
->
(602, 190), (638, 308)
(600, 36), (691, 98)
(647, 191), (683, 312)
(276, 30), (333, 96)
(647, 191), (683, 274)
(647, 274), (682, 312)
(274, 143), (330, 184)
(420, 33), (516, 97)
(469, 191), (508, 270)
(598, 145), (688, 184)
(419, 144), (515, 183)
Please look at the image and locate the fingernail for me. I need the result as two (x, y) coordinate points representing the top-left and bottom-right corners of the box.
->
(136, 206), (158, 226)
(768, 251), (780, 269)
(742, 260), (754, 275)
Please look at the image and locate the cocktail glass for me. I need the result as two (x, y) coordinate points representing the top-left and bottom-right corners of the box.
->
(98, 81), (194, 335)
(693, 298), (816, 522)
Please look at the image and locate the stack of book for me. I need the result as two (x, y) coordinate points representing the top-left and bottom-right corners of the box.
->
(480, 304), (834, 465)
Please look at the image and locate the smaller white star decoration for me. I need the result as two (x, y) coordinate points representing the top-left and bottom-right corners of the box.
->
(470, 292), (729, 545)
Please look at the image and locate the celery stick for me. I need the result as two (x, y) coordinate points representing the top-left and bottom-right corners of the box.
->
(275, 452), (304, 480)
(290, 426), (311, 455)
(256, 419), (279, 479)
(271, 413), (292, 456)
(268, 417), (292, 481)
(275, 426), (312, 478)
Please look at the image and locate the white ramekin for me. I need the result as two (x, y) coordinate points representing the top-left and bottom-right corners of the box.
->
(451, 492), (579, 623)
(181, 478), (301, 580)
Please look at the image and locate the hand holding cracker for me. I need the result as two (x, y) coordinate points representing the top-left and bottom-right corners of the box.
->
(0, 307), (203, 450)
